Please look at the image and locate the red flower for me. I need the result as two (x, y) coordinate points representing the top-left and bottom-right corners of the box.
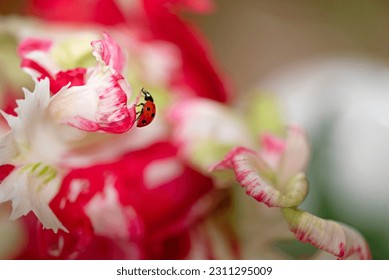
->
(24, 0), (230, 102)
(25, 0), (126, 26)
(0, 0), (232, 259)
(32, 142), (214, 259)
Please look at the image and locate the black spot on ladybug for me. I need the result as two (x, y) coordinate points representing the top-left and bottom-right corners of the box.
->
(136, 88), (156, 128)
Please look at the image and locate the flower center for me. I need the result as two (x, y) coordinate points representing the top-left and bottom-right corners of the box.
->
(20, 163), (58, 191)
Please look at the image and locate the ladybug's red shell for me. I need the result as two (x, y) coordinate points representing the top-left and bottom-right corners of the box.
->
(136, 100), (156, 127)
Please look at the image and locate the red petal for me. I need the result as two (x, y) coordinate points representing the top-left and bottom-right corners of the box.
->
(25, 0), (126, 25)
(18, 38), (52, 57)
(37, 142), (214, 259)
(0, 164), (15, 181)
(143, 0), (230, 102)
(50, 68), (87, 94)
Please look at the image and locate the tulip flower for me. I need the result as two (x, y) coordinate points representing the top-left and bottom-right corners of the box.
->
(0, 1), (371, 260)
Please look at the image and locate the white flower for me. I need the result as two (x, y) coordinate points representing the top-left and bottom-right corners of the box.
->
(0, 78), (68, 232)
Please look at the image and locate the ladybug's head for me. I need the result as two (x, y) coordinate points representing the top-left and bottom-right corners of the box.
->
(141, 88), (154, 102)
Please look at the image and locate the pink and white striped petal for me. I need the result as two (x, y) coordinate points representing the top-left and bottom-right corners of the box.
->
(259, 133), (286, 171)
(282, 207), (371, 260)
(211, 147), (308, 207)
(91, 32), (125, 74)
(18, 38), (52, 57)
(18, 38), (58, 81)
(43, 32), (136, 133)
(48, 67), (136, 134)
(277, 125), (310, 187)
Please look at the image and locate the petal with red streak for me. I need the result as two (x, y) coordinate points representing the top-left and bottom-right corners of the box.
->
(282, 207), (371, 260)
(211, 147), (308, 207)
(91, 32), (125, 73)
(48, 70), (136, 133)
(277, 125), (310, 187)
(39, 142), (214, 259)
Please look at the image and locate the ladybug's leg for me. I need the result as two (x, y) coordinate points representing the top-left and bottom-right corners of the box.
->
(135, 108), (144, 122)
(135, 103), (145, 115)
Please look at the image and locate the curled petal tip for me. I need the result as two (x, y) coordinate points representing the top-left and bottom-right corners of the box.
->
(283, 208), (371, 260)
(211, 147), (308, 207)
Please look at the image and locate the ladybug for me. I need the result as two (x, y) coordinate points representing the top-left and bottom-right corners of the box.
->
(136, 88), (156, 127)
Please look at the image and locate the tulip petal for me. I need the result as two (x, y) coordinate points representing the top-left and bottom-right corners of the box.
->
(259, 133), (286, 170)
(278, 125), (310, 186)
(0, 166), (67, 233)
(48, 69), (136, 133)
(0, 132), (18, 165)
(211, 147), (308, 207)
(18, 38), (52, 57)
(282, 207), (371, 260)
(170, 98), (254, 173)
(0, 78), (51, 163)
(46, 33), (136, 134)
(18, 38), (57, 80)
(84, 177), (142, 240)
(91, 32), (125, 74)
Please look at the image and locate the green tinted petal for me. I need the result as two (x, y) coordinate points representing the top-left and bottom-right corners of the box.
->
(51, 37), (95, 69)
(282, 207), (371, 259)
(245, 92), (284, 137)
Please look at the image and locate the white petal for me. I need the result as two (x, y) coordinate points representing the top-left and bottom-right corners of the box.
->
(0, 167), (67, 233)
(0, 131), (18, 165)
(277, 125), (310, 186)
(14, 78), (51, 143)
(143, 157), (184, 189)
(84, 177), (142, 239)
(170, 98), (254, 172)
(138, 41), (181, 87)
(1, 78), (76, 167)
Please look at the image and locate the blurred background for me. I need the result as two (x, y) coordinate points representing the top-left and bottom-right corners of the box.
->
(1, 0), (389, 259)
(191, 0), (389, 92)
(189, 0), (389, 259)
